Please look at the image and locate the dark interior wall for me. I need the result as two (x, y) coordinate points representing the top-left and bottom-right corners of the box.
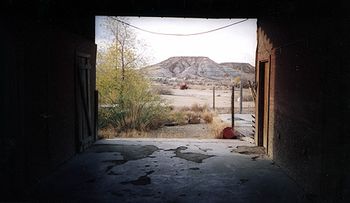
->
(320, 18), (350, 202)
(1, 14), (96, 199)
(2, 0), (350, 201)
(1, 17), (25, 199)
(257, 18), (350, 201)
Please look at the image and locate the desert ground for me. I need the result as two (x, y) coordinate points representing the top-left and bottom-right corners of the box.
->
(99, 83), (256, 139)
(153, 83), (256, 138)
(155, 83), (255, 114)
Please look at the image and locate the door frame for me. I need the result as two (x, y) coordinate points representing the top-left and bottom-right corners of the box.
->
(75, 51), (95, 152)
(257, 60), (271, 152)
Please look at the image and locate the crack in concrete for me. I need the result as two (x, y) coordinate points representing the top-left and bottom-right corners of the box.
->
(166, 146), (215, 163)
(194, 145), (213, 152)
(90, 144), (160, 172)
(120, 170), (155, 186)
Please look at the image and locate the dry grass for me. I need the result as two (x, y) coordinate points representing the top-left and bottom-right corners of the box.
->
(98, 127), (151, 139)
(202, 110), (214, 123)
(209, 116), (231, 139)
(170, 103), (213, 125)
(99, 102), (218, 139)
(181, 111), (199, 124)
(99, 115), (224, 139)
(179, 106), (191, 111)
(117, 129), (149, 138)
(190, 103), (208, 112)
(167, 111), (188, 125)
(98, 125), (117, 139)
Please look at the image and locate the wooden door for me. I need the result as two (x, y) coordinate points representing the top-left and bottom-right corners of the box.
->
(76, 52), (95, 152)
(263, 62), (270, 150)
(257, 61), (270, 151)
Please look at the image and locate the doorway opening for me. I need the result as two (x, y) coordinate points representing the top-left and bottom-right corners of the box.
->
(257, 60), (270, 152)
(95, 16), (257, 141)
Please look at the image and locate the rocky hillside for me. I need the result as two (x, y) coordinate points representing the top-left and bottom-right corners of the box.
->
(219, 62), (255, 73)
(141, 56), (254, 81)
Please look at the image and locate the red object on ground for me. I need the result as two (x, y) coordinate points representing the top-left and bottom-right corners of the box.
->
(223, 127), (237, 139)
(180, 83), (188, 90)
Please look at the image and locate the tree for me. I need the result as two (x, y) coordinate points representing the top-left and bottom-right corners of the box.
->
(101, 16), (147, 78)
(96, 17), (169, 132)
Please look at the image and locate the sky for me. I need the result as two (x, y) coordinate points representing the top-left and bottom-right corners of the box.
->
(95, 16), (257, 66)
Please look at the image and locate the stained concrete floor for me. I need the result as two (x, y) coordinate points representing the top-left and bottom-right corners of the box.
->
(32, 138), (308, 203)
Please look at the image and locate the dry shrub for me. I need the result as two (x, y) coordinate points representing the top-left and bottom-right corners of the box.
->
(185, 111), (201, 124)
(210, 117), (230, 139)
(164, 103), (214, 126)
(190, 103), (209, 112)
(168, 105), (175, 111)
(173, 104), (214, 125)
(182, 110), (201, 124)
(167, 111), (188, 125)
(179, 106), (190, 111)
(201, 110), (213, 123)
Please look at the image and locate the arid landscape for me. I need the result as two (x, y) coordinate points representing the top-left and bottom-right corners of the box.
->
(143, 56), (255, 139)
(99, 56), (256, 139)
(143, 56), (255, 112)
(154, 84), (255, 113)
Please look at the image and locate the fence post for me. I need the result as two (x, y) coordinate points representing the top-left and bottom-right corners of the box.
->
(240, 66), (243, 114)
(213, 86), (215, 110)
(231, 85), (234, 129)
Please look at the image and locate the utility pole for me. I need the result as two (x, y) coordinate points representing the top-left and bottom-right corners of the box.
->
(240, 66), (243, 114)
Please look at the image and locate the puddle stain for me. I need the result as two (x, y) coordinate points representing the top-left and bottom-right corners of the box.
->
(194, 145), (213, 152)
(89, 144), (159, 172)
(103, 160), (127, 172)
(103, 159), (127, 165)
(239, 178), (249, 185)
(105, 165), (115, 172)
(110, 191), (124, 197)
(166, 146), (215, 163)
(120, 170), (154, 186)
(108, 171), (122, 176)
(251, 156), (259, 161)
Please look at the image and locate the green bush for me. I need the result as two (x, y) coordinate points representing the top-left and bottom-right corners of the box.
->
(98, 68), (169, 131)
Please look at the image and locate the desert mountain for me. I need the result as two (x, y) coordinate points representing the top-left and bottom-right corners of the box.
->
(219, 62), (255, 73)
(141, 56), (254, 81)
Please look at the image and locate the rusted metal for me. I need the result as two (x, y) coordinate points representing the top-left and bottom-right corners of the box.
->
(180, 83), (188, 90)
(223, 127), (237, 139)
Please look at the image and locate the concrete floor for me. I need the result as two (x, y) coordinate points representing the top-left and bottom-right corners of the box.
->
(32, 138), (308, 203)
